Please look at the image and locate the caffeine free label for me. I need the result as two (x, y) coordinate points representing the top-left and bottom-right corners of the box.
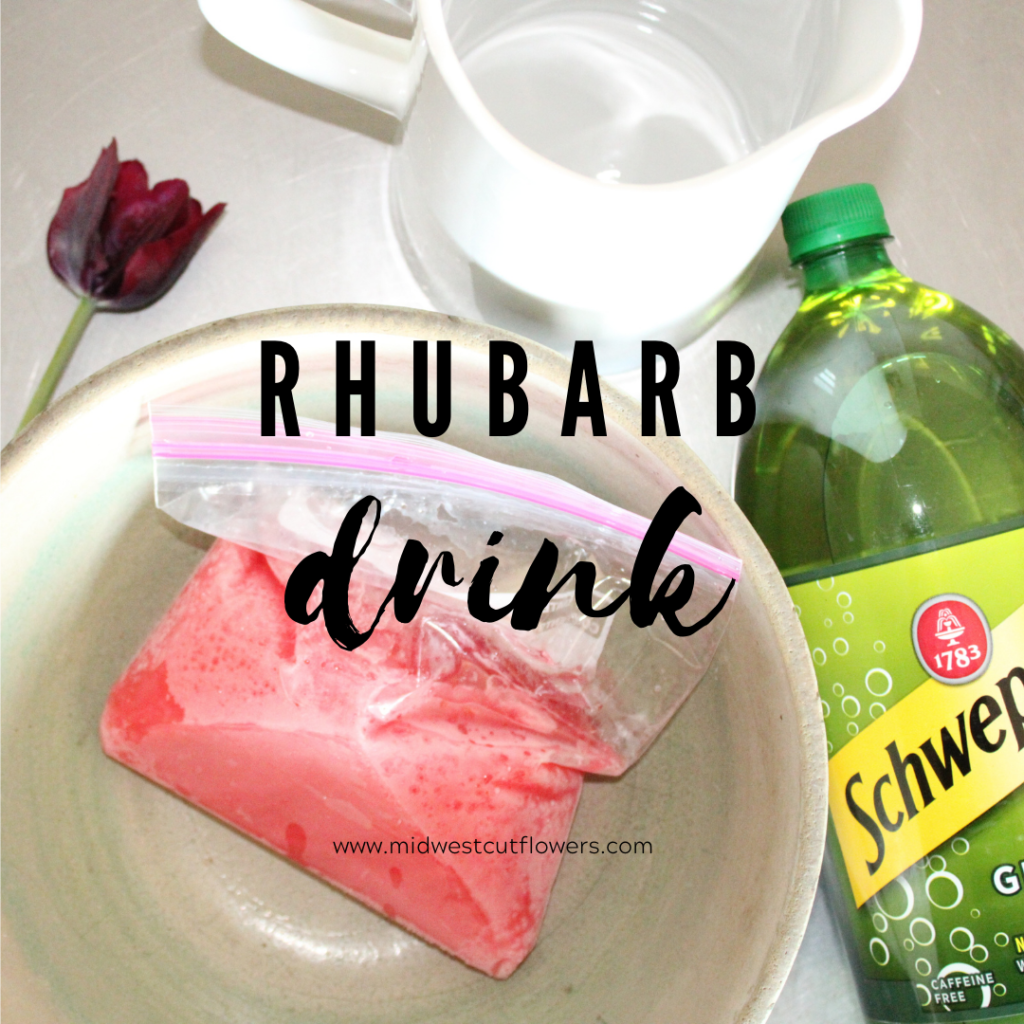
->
(789, 527), (1024, 907)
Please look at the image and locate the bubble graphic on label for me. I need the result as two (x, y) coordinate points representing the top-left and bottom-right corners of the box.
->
(995, 932), (1009, 947)
(813, 648), (827, 666)
(915, 958), (932, 976)
(873, 876), (914, 920)
(794, 604), (802, 618)
(826, 741), (833, 754)
(910, 918), (936, 946)
(847, 722), (859, 736)
(833, 637), (849, 655)
(843, 611), (855, 624)
(951, 837), (970, 855)
(865, 668), (893, 696)
(927, 871), (963, 910)
(995, 984), (1007, 997)
(916, 984), (932, 1007)
(824, 617), (833, 627)
(842, 695), (861, 718)
(871, 913), (888, 933)
(874, 640), (886, 653)
(820, 700), (831, 719)
(869, 702), (886, 719)
(926, 855), (947, 872)
(817, 577), (836, 592)
(837, 591), (852, 608)
(949, 928), (989, 963)
(903, 937), (915, 951)
(970, 908), (981, 918)
(869, 938), (890, 966)
(832, 682), (844, 696)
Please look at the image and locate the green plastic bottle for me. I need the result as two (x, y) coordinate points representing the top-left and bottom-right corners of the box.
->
(735, 184), (1024, 1023)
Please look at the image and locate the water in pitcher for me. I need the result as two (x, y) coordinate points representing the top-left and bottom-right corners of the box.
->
(461, 10), (752, 184)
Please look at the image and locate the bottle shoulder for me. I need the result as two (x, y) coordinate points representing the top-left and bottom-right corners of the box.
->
(736, 270), (1024, 578)
(758, 270), (1023, 393)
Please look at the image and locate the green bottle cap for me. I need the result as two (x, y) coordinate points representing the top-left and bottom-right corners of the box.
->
(782, 184), (891, 263)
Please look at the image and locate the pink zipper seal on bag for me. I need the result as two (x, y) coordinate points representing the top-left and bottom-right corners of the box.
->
(150, 409), (743, 581)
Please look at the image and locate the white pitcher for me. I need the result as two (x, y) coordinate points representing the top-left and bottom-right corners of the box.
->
(199, 0), (922, 371)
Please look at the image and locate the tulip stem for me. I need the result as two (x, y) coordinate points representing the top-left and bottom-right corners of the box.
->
(18, 296), (97, 432)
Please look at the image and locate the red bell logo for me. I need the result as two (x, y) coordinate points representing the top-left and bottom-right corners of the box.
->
(912, 593), (993, 684)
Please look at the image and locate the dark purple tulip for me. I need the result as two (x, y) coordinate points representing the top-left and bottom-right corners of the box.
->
(47, 139), (225, 311)
(18, 141), (227, 432)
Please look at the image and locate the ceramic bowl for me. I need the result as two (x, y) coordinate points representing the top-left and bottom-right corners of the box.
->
(1, 305), (825, 1023)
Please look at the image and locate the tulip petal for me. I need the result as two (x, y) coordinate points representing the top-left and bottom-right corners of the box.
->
(109, 161), (150, 208)
(92, 179), (190, 298)
(47, 140), (120, 294)
(102, 201), (226, 311)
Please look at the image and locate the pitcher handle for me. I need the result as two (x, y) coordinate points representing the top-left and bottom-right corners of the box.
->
(198, 0), (426, 119)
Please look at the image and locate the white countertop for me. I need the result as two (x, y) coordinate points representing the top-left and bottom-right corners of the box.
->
(2, 1), (1022, 1020)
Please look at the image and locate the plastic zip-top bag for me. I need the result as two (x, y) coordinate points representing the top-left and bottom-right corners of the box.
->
(100, 405), (741, 978)
(149, 407), (741, 771)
